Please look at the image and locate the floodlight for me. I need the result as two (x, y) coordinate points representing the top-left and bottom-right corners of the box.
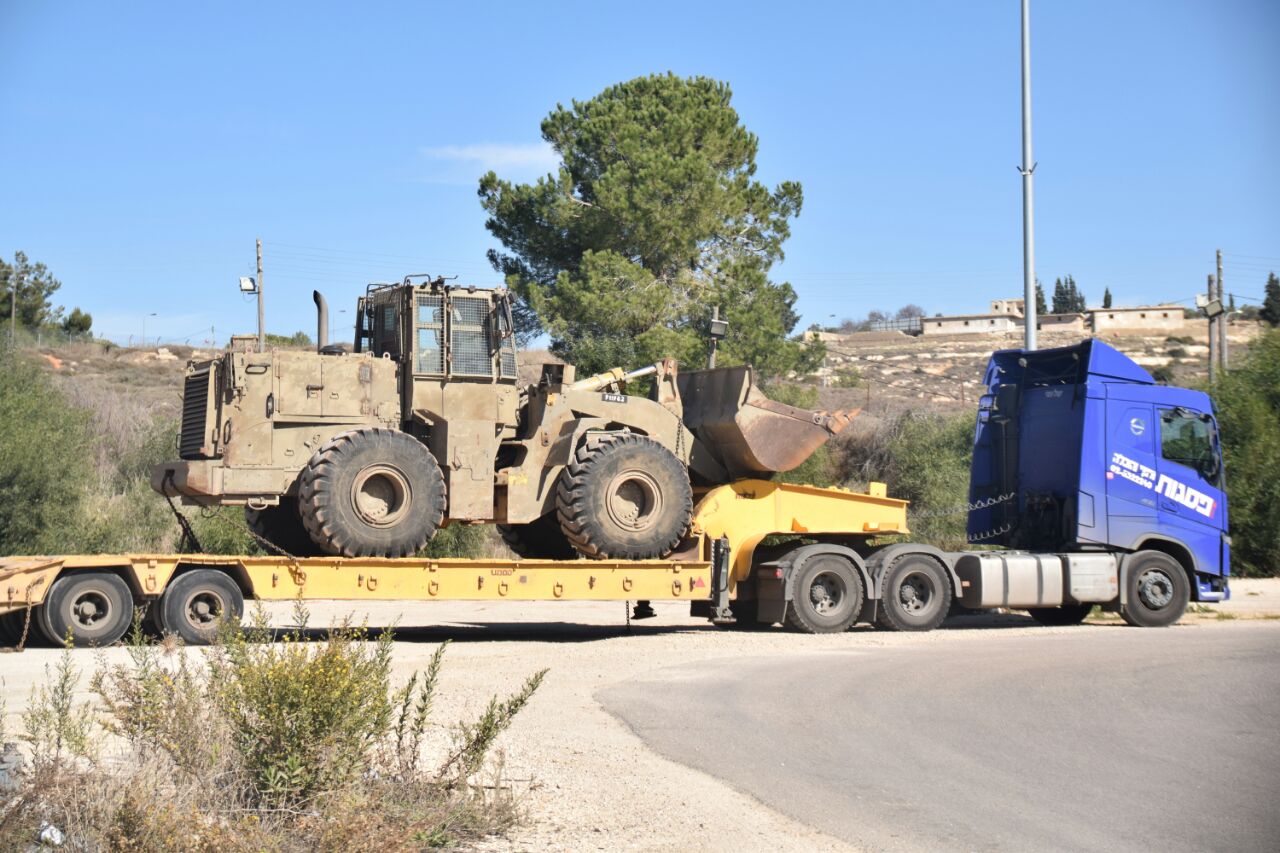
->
(239, 276), (257, 293)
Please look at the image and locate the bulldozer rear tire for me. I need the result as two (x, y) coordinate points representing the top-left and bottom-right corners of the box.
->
(556, 433), (692, 560)
(297, 428), (445, 558)
(245, 498), (322, 558)
(498, 514), (578, 560)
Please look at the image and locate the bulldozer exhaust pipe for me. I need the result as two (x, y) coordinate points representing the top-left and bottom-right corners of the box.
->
(313, 290), (328, 352)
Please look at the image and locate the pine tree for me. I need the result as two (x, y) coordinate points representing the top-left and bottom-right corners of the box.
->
(1262, 272), (1280, 327)
(0, 252), (65, 328)
(1051, 278), (1068, 314)
(479, 74), (814, 376)
(1102, 287), (1113, 309)
(1035, 280), (1047, 315)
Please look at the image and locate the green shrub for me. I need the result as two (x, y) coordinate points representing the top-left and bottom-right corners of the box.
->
(0, 349), (92, 554)
(834, 410), (975, 548)
(4, 617), (546, 849)
(1213, 330), (1280, 576)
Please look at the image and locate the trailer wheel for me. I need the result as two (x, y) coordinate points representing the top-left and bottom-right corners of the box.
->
(245, 498), (323, 558)
(37, 572), (134, 647)
(159, 570), (244, 645)
(786, 554), (865, 634)
(1120, 551), (1189, 628)
(875, 554), (951, 632)
(556, 433), (693, 560)
(1027, 604), (1094, 626)
(298, 428), (445, 558)
(498, 514), (577, 560)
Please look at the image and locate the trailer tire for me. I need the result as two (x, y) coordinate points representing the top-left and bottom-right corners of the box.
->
(786, 554), (865, 634)
(556, 433), (692, 560)
(38, 572), (134, 647)
(875, 554), (951, 632)
(498, 514), (578, 560)
(1027, 604), (1093, 626)
(245, 498), (323, 558)
(298, 428), (445, 558)
(1120, 551), (1189, 628)
(159, 570), (244, 645)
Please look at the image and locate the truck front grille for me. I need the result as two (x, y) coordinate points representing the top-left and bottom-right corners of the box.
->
(179, 367), (212, 458)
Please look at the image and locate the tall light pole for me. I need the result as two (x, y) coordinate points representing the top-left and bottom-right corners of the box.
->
(142, 312), (157, 348)
(256, 238), (266, 353)
(1019, 0), (1038, 351)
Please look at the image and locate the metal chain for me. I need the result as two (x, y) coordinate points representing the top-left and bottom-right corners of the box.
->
(161, 472), (204, 553)
(197, 505), (300, 561)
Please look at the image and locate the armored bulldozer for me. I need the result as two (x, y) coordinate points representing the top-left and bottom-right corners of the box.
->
(153, 276), (852, 559)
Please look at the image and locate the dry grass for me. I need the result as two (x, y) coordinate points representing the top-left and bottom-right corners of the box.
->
(0, 612), (545, 851)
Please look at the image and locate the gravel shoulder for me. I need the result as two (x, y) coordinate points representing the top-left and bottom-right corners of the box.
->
(2, 579), (1277, 851)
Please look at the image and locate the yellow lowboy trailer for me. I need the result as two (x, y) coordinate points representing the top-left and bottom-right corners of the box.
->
(0, 480), (909, 646)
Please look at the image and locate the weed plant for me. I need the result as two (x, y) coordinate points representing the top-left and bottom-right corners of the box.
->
(0, 610), (546, 851)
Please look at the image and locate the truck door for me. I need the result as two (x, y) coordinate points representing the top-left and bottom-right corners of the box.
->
(1154, 407), (1226, 573)
(1104, 400), (1158, 540)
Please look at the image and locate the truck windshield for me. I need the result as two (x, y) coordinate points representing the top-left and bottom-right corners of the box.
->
(1159, 408), (1219, 486)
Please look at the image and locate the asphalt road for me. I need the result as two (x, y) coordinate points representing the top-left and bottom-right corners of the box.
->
(601, 623), (1280, 852)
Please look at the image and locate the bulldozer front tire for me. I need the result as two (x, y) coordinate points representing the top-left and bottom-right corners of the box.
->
(498, 514), (578, 560)
(244, 498), (322, 558)
(297, 428), (445, 558)
(556, 433), (692, 560)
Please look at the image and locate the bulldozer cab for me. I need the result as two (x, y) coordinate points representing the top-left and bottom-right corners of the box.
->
(354, 277), (519, 385)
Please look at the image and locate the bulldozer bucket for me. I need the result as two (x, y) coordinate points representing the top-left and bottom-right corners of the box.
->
(677, 366), (856, 477)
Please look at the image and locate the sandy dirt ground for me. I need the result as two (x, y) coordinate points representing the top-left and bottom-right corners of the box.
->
(2, 579), (1277, 851)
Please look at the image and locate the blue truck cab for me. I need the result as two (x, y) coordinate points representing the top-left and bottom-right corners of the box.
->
(967, 339), (1229, 619)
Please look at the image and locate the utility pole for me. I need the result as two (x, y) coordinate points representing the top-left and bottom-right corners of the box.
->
(1217, 249), (1227, 371)
(1019, 0), (1038, 351)
(1206, 274), (1217, 383)
(8, 264), (16, 346)
(256, 238), (266, 353)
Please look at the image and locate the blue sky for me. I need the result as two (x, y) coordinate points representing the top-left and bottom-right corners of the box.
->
(2, 0), (1277, 345)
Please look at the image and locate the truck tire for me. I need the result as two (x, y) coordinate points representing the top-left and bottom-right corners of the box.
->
(875, 554), (951, 632)
(785, 554), (865, 634)
(556, 433), (692, 560)
(37, 571), (134, 647)
(245, 498), (322, 558)
(298, 428), (446, 558)
(158, 569), (244, 645)
(1027, 604), (1093, 626)
(1120, 551), (1190, 628)
(498, 514), (578, 560)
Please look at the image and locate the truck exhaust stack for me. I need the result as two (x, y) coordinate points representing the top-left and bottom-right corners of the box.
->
(313, 290), (328, 352)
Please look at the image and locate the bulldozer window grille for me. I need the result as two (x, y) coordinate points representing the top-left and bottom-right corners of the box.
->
(496, 306), (518, 379)
(375, 303), (400, 358)
(415, 295), (445, 375)
(451, 296), (492, 376)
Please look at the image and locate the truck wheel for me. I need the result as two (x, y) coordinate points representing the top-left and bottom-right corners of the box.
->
(556, 433), (693, 560)
(298, 428), (446, 558)
(785, 554), (865, 634)
(37, 572), (134, 647)
(1120, 551), (1190, 628)
(1027, 604), (1094, 626)
(498, 514), (578, 560)
(158, 569), (244, 645)
(875, 554), (951, 632)
(245, 498), (322, 558)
